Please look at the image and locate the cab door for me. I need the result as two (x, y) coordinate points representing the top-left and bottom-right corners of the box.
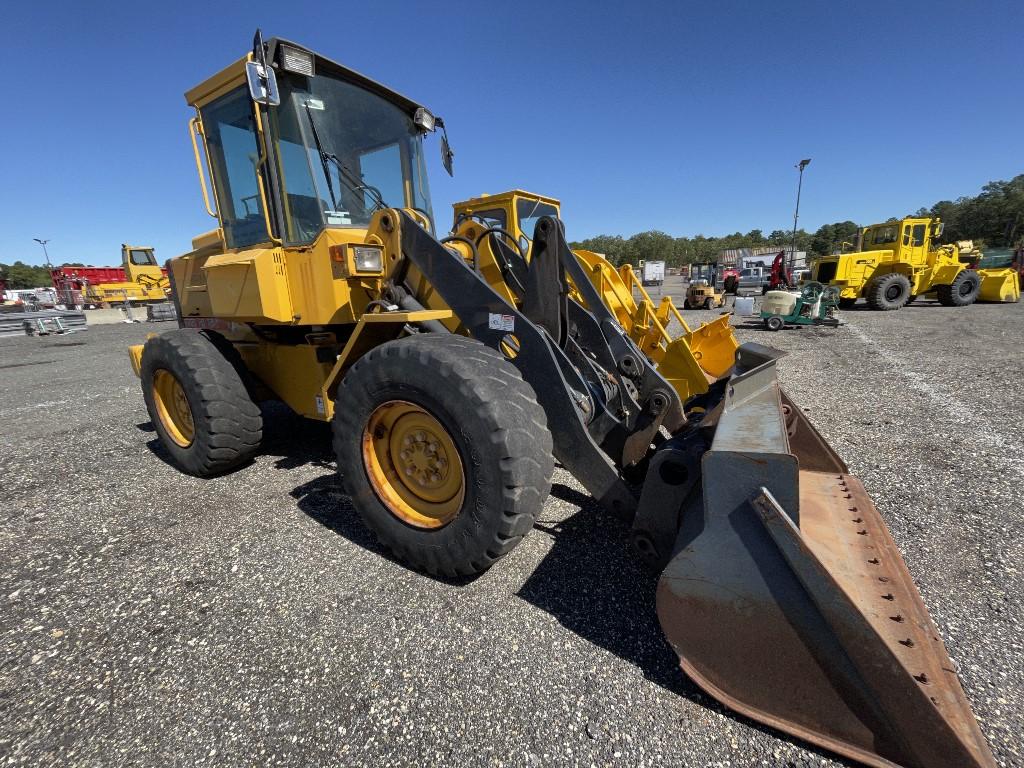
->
(902, 222), (928, 267)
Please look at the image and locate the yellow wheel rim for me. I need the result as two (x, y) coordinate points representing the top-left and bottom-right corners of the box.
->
(152, 369), (195, 448)
(362, 400), (465, 529)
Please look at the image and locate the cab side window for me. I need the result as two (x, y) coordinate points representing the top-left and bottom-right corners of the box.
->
(200, 88), (269, 249)
(464, 208), (507, 231)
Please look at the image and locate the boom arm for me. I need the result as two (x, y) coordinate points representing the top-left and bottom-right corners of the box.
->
(394, 211), (682, 517)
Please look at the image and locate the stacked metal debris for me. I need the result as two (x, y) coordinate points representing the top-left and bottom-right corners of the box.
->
(0, 309), (88, 338)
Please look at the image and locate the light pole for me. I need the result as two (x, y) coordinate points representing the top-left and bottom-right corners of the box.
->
(33, 238), (52, 269)
(790, 159), (811, 275)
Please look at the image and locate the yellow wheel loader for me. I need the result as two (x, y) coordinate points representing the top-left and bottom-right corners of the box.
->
(450, 190), (738, 404)
(130, 33), (996, 768)
(811, 217), (1017, 310)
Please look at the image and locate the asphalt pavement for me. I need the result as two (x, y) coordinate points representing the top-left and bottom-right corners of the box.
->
(1, 289), (1022, 767)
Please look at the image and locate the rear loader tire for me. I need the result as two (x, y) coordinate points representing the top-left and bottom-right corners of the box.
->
(141, 329), (263, 477)
(936, 269), (980, 307)
(333, 334), (554, 578)
(866, 273), (911, 311)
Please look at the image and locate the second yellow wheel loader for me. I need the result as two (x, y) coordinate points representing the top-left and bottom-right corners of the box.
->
(450, 190), (738, 404)
(131, 33), (996, 768)
(811, 217), (1019, 310)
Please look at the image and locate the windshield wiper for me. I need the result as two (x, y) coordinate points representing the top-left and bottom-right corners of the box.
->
(303, 103), (387, 214)
(303, 103), (341, 211)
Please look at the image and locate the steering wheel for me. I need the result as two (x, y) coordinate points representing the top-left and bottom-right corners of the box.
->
(350, 184), (387, 211)
(800, 281), (826, 300)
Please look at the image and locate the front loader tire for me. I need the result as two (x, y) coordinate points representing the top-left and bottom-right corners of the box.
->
(141, 329), (263, 477)
(866, 273), (911, 311)
(936, 270), (980, 306)
(333, 334), (554, 578)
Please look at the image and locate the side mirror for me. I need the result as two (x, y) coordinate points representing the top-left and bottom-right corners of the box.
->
(441, 134), (454, 176)
(247, 61), (280, 106)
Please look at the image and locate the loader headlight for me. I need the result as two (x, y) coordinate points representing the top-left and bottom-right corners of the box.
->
(353, 246), (383, 273)
(413, 107), (436, 133)
(279, 44), (315, 76)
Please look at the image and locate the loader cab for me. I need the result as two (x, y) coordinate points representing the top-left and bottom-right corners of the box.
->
(860, 217), (937, 265)
(187, 38), (444, 251)
(452, 190), (561, 256)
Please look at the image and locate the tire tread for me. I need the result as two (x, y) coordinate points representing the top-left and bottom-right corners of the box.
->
(332, 334), (553, 578)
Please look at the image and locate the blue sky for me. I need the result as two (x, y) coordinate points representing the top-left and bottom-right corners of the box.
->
(2, 0), (1020, 266)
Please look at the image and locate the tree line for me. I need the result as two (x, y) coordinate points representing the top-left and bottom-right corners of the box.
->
(915, 174), (1024, 248)
(0, 262), (58, 291)
(569, 173), (1024, 268)
(3, 175), (1020, 289)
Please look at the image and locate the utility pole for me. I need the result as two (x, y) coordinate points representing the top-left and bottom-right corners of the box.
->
(790, 159), (811, 275)
(33, 238), (52, 269)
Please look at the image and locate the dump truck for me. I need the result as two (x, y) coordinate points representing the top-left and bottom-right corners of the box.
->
(51, 245), (169, 307)
(810, 217), (1015, 310)
(130, 34), (996, 768)
(450, 191), (738, 404)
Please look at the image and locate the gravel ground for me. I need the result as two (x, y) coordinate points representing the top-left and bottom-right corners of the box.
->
(1, 288), (1022, 768)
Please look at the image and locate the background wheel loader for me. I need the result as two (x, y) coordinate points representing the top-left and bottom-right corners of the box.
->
(810, 216), (1019, 310)
(130, 33), (997, 768)
(449, 190), (738, 404)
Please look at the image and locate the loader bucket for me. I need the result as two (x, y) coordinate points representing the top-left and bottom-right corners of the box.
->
(977, 268), (1021, 303)
(680, 314), (737, 380)
(654, 345), (995, 768)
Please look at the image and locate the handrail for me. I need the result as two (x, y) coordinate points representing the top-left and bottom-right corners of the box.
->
(251, 106), (283, 246)
(189, 118), (218, 219)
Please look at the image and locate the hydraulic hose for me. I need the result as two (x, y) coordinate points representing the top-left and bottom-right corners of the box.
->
(397, 293), (449, 334)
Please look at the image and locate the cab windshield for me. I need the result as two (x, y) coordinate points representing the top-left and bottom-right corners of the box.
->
(271, 70), (434, 244)
(868, 225), (898, 246)
(516, 198), (559, 239)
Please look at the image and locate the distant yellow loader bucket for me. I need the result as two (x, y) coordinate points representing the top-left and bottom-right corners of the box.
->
(682, 314), (737, 380)
(977, 268), (1020, 303)
(570, 251), (739, 404)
